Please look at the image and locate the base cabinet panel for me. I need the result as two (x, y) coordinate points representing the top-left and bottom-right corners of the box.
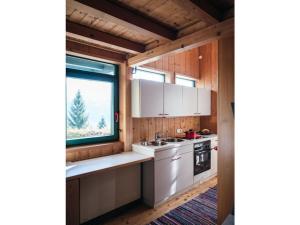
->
(66, 179), (80, 225)
(80, 164), (140, 223)
(176, 152), (194, 193)
(143, 145), (194, 207)
(211, 149), (218, 175)
(154, 157), (178, 203)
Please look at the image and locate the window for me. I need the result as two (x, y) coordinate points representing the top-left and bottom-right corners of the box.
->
(66, 55), (119, 146)
(132, 67), (165, 82)
(175, 76), (196, 87)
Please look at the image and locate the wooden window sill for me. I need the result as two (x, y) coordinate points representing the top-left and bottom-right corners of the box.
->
(66, 141), (124, 162)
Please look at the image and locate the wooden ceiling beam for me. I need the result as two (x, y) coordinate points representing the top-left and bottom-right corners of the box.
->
(190, 0), (223, 21)
(223, 7), (234, 20)
(171, 0), (218, 26)
(77, 0), (177, 40)
(128, 18), (234, 66)
(66, 21), (145, 54)
(66, 40), (127, 63)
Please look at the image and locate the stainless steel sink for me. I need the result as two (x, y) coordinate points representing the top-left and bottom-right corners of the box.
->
(149, 141), (168, 146)
(165, 138), (184, 142)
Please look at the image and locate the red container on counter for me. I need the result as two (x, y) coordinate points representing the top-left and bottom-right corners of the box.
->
(184, 130), (201, 139)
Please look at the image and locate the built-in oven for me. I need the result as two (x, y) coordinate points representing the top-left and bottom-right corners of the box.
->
(194, 140), (211, 175)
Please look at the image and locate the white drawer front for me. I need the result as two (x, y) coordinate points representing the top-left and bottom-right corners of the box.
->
(177, 144), (193, 155)
(155, 148), (177, 161)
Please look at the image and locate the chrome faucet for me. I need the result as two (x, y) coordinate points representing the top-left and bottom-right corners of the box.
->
(154, 132), (161, 141)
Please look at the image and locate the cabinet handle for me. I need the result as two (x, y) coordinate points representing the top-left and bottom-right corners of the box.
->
(172, 155), (181, 161)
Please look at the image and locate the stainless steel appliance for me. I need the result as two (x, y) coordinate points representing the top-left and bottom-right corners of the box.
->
(194, 140), (211, 175)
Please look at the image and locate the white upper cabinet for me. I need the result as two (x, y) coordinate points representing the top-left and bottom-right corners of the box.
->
(163, 83), (183, 116)
(182, 86), (198, 116)
(197, 88), (211, 116)
(132, 79), (164, 117)
(131, 80), (211, 118)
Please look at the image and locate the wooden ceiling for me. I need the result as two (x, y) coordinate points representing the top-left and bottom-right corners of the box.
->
(66, 0), (234, 63)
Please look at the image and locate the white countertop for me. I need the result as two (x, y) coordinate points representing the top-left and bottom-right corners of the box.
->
(66, 151), (153, 180)
(132, 134), (218, 154)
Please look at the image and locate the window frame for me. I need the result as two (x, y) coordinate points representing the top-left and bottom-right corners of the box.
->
(175, 75), (196, 87)
(66, 58), (119, 147)
(132, 67), (166, 83)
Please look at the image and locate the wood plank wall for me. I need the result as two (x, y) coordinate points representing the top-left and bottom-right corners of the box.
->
(132, 117), (200, 143)
(143, 48), (200, 80)
(198, 41), (218, 133)
(66, 142), (124, 162)
(217, 36), (234, 225)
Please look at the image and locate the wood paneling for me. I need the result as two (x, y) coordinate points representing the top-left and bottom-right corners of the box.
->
(118, 0), (209, 30)
(199, 41), (218, 134)
(143, 47), (200, 80)
(119, 65), (133, 151)
(217, 36), (234, 225)
(170, 0), (218, 25)
(66, 40), (126, 63)
(77, 0), (177, 40)
(67, 0), (157, 45)
(66, 142), (124, 162)
(66, 179), (80, 225)
(127, 18), (234, 66)
(66, 20), (145, 54)
(132, 117), (200, 143)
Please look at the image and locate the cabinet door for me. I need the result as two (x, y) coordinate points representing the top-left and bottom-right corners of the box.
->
(140, 80), (164, 117)
(197, 88), (211, 115)
(211, 149), (218, 175)
(163, 83), (183, 116)
(66, 179), (80, 225)
(154, 157), (178, 203)
(182, 86), (198, 116)
(176, 152), (193, 193)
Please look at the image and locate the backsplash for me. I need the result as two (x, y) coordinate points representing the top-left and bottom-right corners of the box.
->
(132, 116), (200, 143)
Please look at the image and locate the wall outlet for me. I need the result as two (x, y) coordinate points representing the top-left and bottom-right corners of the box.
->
(176, 128), (183, 134)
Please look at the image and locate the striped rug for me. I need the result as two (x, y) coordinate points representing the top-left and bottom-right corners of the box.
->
(147, 186), (217, 225)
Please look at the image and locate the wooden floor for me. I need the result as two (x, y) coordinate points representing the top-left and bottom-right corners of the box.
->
(102, 176), (217, 225)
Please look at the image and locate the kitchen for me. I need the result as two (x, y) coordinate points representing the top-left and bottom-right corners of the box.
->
(3, 1), (300, 225)
(65, 0), (234, 225)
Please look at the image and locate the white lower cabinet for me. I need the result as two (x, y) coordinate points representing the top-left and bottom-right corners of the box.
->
(211, 149), (218, 176)
(80, 164), (141, 223)
(154, 157), (177, 203)
(176, 151), (194, 193)
(210, 137), (218, 176)
(143, 145), (193, 207)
